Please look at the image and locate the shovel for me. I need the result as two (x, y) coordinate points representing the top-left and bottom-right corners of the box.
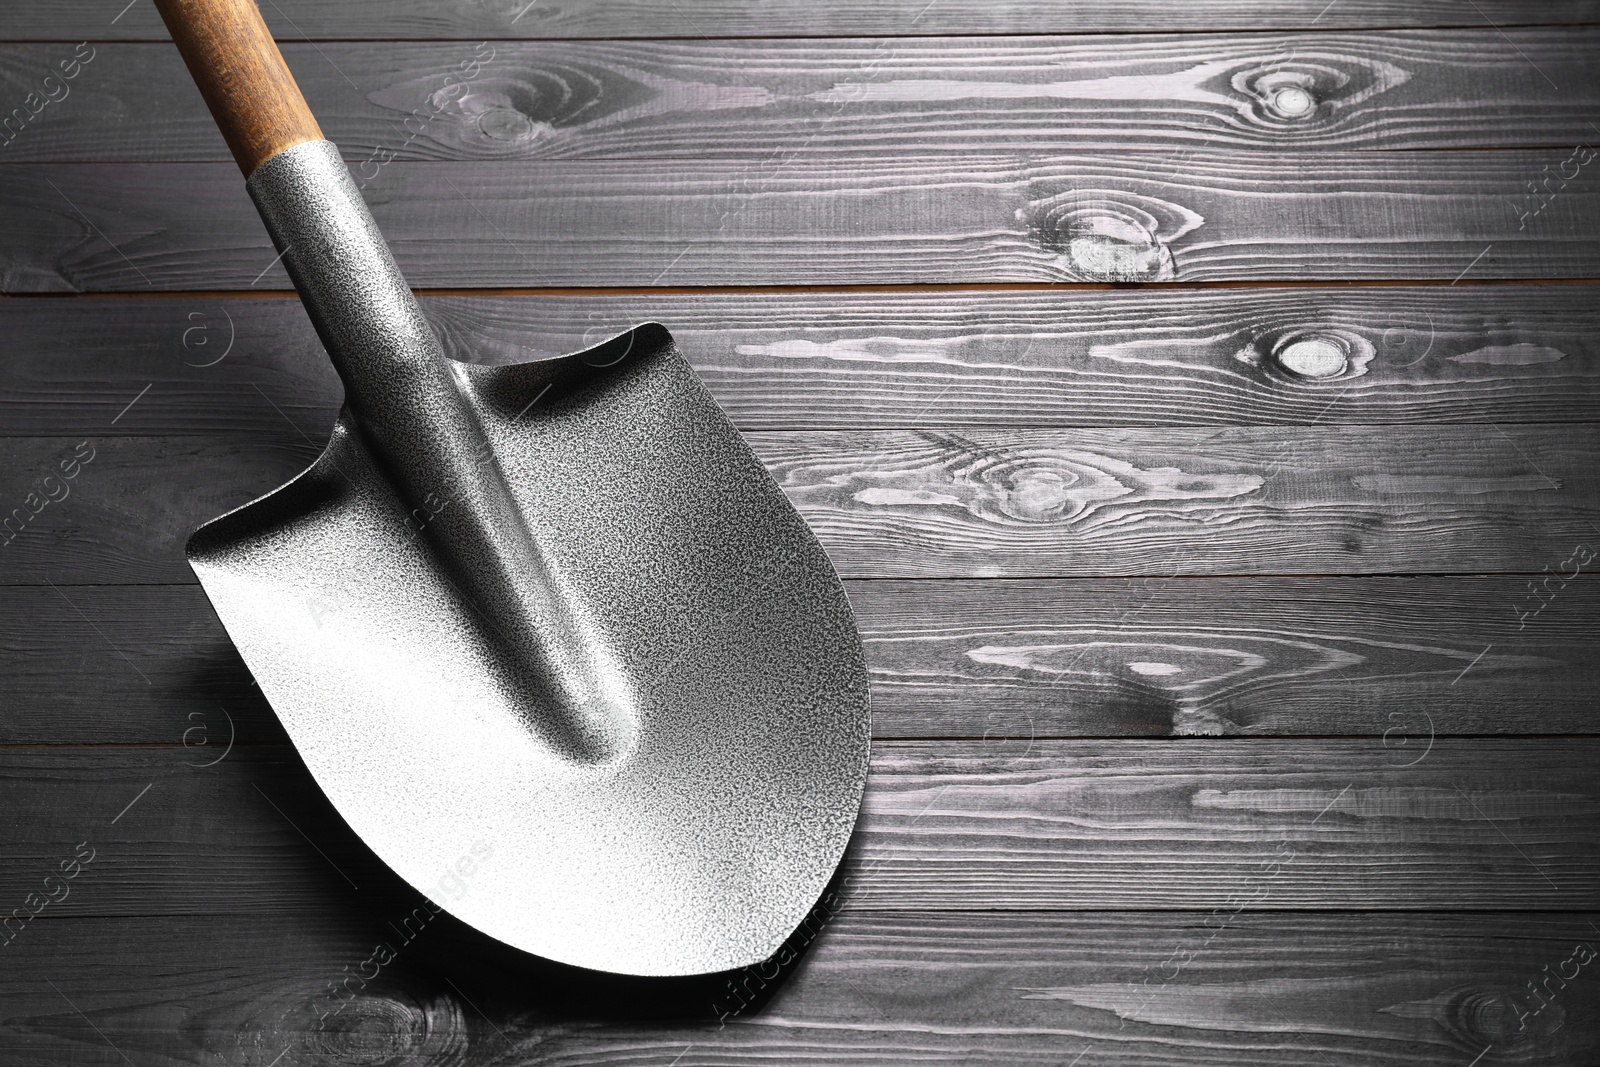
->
(153, 0), (870, 977)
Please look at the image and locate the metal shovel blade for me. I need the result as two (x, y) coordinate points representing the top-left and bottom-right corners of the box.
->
(188, 324), (871, 977)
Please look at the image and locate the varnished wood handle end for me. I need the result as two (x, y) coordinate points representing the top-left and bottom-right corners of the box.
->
(153, 0), (323, 176)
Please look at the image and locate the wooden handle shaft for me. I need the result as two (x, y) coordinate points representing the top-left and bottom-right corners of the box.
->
(153, 0), (323, 176)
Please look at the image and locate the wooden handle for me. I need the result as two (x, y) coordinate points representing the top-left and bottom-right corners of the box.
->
(153, 0), (323, 176)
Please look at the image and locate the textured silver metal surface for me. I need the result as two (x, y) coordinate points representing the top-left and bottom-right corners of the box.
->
(190, 140), (870, 976)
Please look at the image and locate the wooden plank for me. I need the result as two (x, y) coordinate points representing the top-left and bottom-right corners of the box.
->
(0, 435), (320, 585)
(5, 577), (1597, 744)
(762, 426), (1598, 578)
(6, 32), (1600, 162)
(10, 0), (1600, 40)
(6, 151), (1599, 291)
(857, 577), (1600, 739)
(1, 912), (1593, 1066)
(7, 285), (1600, 433)
(3, 426), (1592, 582)
(0, 740), (1594, 913)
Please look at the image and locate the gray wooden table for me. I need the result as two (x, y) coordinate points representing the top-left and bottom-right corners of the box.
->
(3, 2), (1598, 1064)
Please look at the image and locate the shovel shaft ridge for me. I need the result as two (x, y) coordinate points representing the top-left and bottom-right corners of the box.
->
(154, 0), (637, 760)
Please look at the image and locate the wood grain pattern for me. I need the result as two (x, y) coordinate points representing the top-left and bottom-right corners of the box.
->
(150, 0), (323, 175)
(0, 435), (321, 585)
(856, 577), (1600, 739)
(6, 150), (1599, 291)
(0, 740), (1594, 913)
(5, 285), (1600, 434)
(760, 426), (1599, 578)
(4, 31), (1599, 162)
(1, 912), (1593, 1066)
(1, 426), (1594, 582)
(4, 577), (1596, 744)
(11, 0), (1600, 39)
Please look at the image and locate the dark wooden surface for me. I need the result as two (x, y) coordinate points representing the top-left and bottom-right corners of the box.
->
(8, 151), (1600, 289)
(3, 3), (1598, 1066)
(4, 740), (1597, 912)
(6, 32), (1600, 161)
(1, 425), (1594, 580)
(6, 287), (1600, 431)
(15, 0), (1600, 38)
(3, 913), (1592, 1066)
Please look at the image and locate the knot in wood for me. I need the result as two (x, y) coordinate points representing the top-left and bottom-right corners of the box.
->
(1271, 86), (1316, 118)
(1228, 51), (1408, 132)
(1023, 187), (1203, 282)
(1060, 211), (1175, 282)
(1257, 328), (1375, 381)
(1275, 334), (1348, 378)
(303, 989), (470, 1066)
